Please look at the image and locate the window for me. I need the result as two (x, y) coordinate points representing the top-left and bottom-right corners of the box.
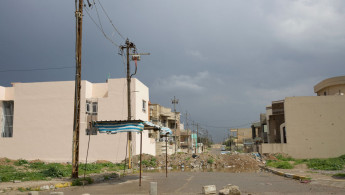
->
(86, 100), (97, 115)
(142, 100), (146, 112)
(2, 101), (14, 137)
(92, 102), (98, 114)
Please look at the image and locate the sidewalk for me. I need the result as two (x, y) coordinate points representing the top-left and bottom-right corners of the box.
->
(261, 165), (345, 189)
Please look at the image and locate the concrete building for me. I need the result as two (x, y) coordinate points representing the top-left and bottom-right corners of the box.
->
(149, 103), (180, 155)
(0, 78), (155, 163)
(261, 76), (345, 158)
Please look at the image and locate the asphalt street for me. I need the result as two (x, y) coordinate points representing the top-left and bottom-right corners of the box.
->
(37, 171), (345, 195)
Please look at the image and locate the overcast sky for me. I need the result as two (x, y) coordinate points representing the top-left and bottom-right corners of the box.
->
(1, 1), (345, 142)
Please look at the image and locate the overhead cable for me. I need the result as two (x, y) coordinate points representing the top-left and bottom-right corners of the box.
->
(84, 7), (120, 47)
(97, 0), (126, 40)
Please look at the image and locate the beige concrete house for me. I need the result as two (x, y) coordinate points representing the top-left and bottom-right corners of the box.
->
(0, 78), (155, 163)
(261, 76), (345, 158)
(149, 103), (180, 155)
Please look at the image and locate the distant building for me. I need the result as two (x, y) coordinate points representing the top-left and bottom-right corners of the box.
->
(0, 78), (155, 162)
(149, 103), (180, 155)
(260, 76), (345, 158)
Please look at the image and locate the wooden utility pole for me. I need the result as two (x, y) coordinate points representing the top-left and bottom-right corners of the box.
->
(185, 112), (189, 154)
(72, 0), (83, 179)
(172, 96), (179, 154)
(196, 123), (199, 154)
(120, 39), (136, 169)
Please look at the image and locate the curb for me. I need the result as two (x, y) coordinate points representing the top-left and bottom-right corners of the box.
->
(260, 165), (309, 181)
(54, 182), (72, 189)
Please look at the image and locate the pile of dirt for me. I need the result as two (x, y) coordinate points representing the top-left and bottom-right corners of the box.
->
(131, 153), (263, 172)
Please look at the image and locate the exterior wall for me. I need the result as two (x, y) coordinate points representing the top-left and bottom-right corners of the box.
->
(0, 78), (152, 162)
(283, 96), (345, 158)
(265, 106), (272, 143)
(0, 86), (14, 100)
(316, 85), (345, 96)
(0, 86), (5, 100)
(262, 143), (288, 154)
(314, 76), (345, 96)
(236, 128), (252, 144)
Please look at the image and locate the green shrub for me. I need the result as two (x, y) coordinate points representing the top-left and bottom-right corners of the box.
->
(72, 177), (93, 186)
(274, 154), (295, 161)
(307, 158), (344, 170)
(141, 157), (157, 167)
(14, 159), (29, 166)
(0, 165), (46, 182)
(42, 167), (65, 177)
(207, 158), (214, 164)
(29, 162), (46, 169)
(293, 159), (309, 165)
(333, 173), (345, 178)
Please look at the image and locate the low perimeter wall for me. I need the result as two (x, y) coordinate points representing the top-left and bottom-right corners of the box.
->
(262, 143), (288, 154)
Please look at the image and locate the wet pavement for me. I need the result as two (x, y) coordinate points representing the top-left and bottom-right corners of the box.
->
(33, 171), (345, 195)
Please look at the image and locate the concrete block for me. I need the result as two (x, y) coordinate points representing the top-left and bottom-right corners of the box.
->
(40, 185), (50, 190)
(150, 182), (157, 195)
(28, 192), (39, 195)
(202, 185), (216, 194)
(223, 184), (241, 195)
(219, 188), (230, 195)
(50, 192), (64, 195)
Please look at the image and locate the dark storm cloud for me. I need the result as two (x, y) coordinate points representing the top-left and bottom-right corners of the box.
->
(1, 0), (345, 142)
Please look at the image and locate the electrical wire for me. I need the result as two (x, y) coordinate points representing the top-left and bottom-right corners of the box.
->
(0, 66), (73, 73)
(97, 0), (126, 40)
(84, 6), (120, 47)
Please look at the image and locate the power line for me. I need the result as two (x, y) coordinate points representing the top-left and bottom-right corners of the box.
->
(84, 6), (120, 47)
(0, 66), (73, 73)
(97, 0), (125, 40)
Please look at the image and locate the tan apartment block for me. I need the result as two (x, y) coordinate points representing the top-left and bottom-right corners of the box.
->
(262, 76), (345, 158)
(0, 78), (155, 163)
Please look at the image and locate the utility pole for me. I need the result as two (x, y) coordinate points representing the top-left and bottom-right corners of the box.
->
(172, 96), (179, 154)
(120, 39), (136, 169)
(185, 112), (189, 154)
(194, 123), (199, 154)
(72, 0), (83, 179)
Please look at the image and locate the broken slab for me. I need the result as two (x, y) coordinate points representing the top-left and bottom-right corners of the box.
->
(222, 184), (241, 195)
(202, 185), (216, 194)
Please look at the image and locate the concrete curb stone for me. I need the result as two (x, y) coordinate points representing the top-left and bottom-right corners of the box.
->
(260, 165), (309, 181)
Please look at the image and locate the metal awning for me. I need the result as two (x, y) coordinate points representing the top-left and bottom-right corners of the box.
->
(92, 120), (172, 135)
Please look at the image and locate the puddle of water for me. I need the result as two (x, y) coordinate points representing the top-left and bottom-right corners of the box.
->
(143, 167), (260, 173)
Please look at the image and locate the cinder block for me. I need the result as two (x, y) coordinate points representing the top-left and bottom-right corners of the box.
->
(150, 182), (157, 195)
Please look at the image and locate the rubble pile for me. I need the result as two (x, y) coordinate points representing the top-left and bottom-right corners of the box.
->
(132, 153), (263, 172)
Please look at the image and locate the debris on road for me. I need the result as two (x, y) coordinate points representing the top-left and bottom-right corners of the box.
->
(202, 185), (217, 194)
(131, 152), (263, 172)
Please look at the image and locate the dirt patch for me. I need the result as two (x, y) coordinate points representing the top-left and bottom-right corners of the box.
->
(95, 160), (112, 164)
(0, 158), (14, 166)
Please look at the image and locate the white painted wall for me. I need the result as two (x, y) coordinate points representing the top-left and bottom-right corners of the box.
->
(0, 78), (153, 162)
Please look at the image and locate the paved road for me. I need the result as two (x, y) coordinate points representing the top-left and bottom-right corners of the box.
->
(39, 171), (345, 195)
